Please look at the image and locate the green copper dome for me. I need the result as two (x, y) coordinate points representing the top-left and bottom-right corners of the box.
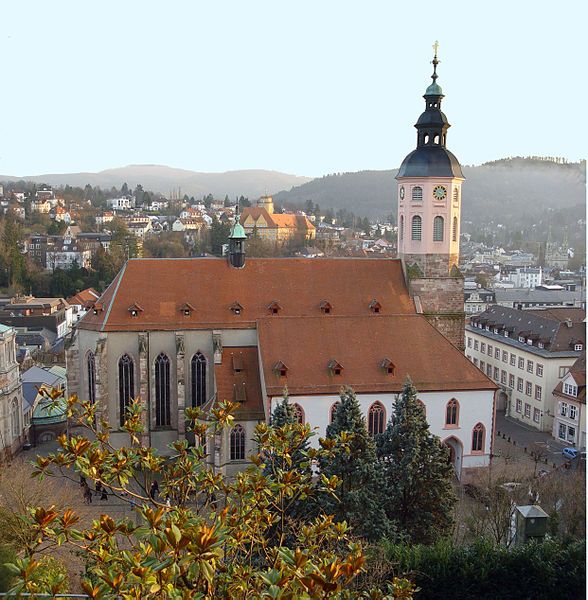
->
(229, 221), (247, 240)
(425, 82), (443, 96)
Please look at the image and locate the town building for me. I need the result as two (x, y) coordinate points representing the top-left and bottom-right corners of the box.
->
(494, 287), (585, 310)
(0, 324), (24, 459)
(551, 355), (585, 448)
(107, 196), (135, 210)
(505, 267), (543, 289)
(466, 306), (585, 432)
(66, 50), (497, 480)
(0, 296), (72, 340)
(240, 195), (316, 244)
(464, 286), (496, 315)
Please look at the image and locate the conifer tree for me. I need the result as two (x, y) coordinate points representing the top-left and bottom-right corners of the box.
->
(319, 387), (390, 542)
(377, 378), (456, 544)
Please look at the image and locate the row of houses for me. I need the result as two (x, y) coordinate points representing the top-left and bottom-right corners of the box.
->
(465, 306), (585, 447)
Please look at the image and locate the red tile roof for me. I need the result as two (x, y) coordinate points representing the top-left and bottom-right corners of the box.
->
(257, 315), (497, 396)
(78, 257), (415, 332)
(214, 347), (265, 419)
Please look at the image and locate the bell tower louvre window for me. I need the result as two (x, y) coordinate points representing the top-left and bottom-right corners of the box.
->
(411, 215), (422, 241)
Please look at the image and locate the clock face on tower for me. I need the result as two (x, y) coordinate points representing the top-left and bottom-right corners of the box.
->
(399, 186), (405, 200)
(433, 185), (447, 200)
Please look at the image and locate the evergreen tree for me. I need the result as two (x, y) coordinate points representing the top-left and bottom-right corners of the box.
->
(319, 387), (390, 542)
(376, 378), (456, 544)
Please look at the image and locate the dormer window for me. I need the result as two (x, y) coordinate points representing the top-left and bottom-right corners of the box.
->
(268, 301), (282, 315)
(93, 303), (104, 315)
(369, 299), (382, 314)
(232, 353), (244, 373)
(230, 301), (243, 315)
(273, 360), (288, 377)
(233, 382), (247, 403)
(320, 300), (333, 315)
(380, 358), (395, 375)
(328, 359), (343, 376)
(128, 302), (143, 317)
(180, 302), (195, 317)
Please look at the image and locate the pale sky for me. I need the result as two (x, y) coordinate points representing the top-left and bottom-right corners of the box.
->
(1, 0), (585, 177)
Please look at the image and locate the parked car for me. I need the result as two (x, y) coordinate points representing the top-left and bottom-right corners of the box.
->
(562, 447), (579, 459)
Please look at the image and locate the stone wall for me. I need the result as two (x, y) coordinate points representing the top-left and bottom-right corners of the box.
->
(403, 253), (459, 278)
(409, 275), (465, 350)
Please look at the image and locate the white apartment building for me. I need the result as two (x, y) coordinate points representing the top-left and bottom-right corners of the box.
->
(507, 267), (543, 289)
(551, 356), (585, 448)
(466, 306), (585, 432)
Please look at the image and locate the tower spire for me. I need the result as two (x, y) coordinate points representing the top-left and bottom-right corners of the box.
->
(228, 203), (247, 268)
(431, 40), (440, 84)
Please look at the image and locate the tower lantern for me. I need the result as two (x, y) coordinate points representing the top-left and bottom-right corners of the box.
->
(228, 205), (247, 269)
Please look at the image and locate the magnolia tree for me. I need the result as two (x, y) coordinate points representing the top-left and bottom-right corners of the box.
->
(8, 388), (415, 599)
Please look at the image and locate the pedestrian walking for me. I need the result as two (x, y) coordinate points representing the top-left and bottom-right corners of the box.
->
(100, 487), (108, 501)
(95, 481), (103, 497)
(150, 480), (159, 500)
(83, 484), (92, 505)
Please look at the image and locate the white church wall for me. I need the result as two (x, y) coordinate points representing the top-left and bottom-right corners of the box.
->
(269, 388), (494, 468)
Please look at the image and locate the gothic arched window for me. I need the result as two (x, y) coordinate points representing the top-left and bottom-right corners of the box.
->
(10, 398), (19, 438)
(155, 353), (171, 427)
(230, 425), (245, 461)
(399, 215), (404, 241)
(293, 403), (304, 424)
(118, 354), (135, 427)
(453, 188), (459, 203)
(433, 216), (444, 242)
(472, 423), (485, 453)
(191, 352), (207, 407)
(452, 216), (458, 242)
(368, 402), (385, 437)
(445, 398), (459, 427)
(330, 402), (340, 424)
(411, 215), (422, 241)
(412, 186), (423, 202)
(87, 351), (96, 405)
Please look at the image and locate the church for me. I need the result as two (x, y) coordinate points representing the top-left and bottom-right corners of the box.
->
(66, 49), (497, 481)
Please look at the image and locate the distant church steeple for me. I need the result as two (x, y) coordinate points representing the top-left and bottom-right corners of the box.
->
(228, 205), (247, 268)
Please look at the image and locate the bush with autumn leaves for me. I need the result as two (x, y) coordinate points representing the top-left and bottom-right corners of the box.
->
(6, 390), (415, 599)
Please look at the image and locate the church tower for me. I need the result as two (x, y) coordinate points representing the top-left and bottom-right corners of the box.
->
(397, 44), (465, 349)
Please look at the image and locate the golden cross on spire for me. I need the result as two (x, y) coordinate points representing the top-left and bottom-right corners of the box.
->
(433, 40), (439, 57)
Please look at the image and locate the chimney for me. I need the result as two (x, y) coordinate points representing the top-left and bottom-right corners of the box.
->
(565, 319), (572, 328)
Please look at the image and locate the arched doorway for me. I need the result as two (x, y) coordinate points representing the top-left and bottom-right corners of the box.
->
(497, 390), (508, 412)
(443, 436), (463, 480)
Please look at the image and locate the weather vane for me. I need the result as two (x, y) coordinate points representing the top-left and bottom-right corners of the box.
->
(431, 41), (440, 82)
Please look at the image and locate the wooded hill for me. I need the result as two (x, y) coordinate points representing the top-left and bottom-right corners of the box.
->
(273, 157), (586, 223)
